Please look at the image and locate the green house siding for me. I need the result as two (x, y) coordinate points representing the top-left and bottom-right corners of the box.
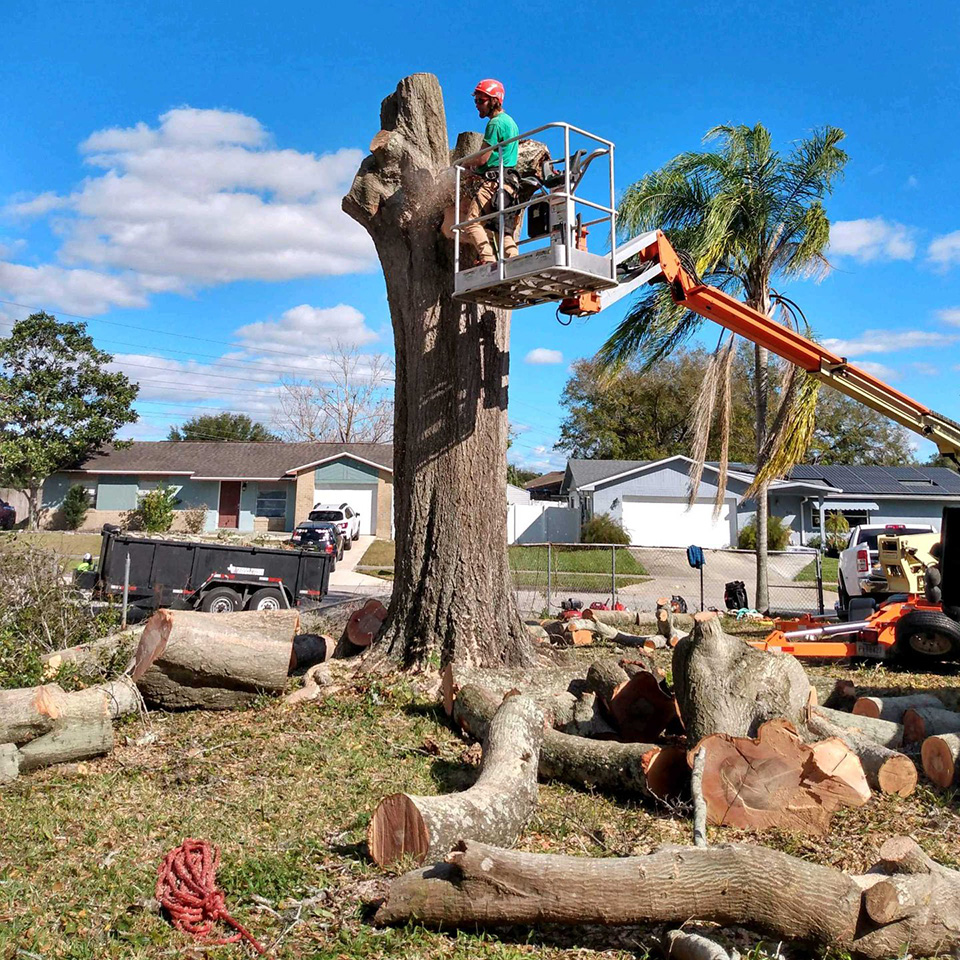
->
(96, 477), (139, 511)
(314, 458), (380, 483)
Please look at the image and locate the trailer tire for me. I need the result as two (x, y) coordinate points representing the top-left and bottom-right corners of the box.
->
(894, 609), (960, 665)
(200, 586), (242, 614)
(248, 588), (285, 612)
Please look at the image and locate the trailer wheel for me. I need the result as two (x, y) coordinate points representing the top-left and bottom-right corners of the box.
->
(894, 609), (960, 665)
(248, 587), (285, 612)
(200, 586), (241, 613)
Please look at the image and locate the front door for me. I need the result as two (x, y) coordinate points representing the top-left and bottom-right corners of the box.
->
(218, 481), (242, 528)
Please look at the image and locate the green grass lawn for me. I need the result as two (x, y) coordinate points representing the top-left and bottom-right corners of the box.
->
(358, 540), (650, 588)
(0, 530), (105, 559)
(794, 555), (839, 589)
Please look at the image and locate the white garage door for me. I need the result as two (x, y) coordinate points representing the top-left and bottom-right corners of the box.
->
(621, 498), (736, 548)
(313, 485), (376, 535)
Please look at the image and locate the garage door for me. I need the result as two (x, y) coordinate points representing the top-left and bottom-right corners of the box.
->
(313, 484), (376, 535)
(620, 498), (736, 548)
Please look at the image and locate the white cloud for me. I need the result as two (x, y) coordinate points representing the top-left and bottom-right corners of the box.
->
(1, 107), (375, 314)
(855, 360), (900, 381)
(928, 231), (960, 270)
(909, 361), (940, 377)
(822, 329), (958, 357)
(905, 175), (919, 190)
(829, 217), (916, 262)
(525, 348), (563, 364)
(936, 307), (960, 327)
(234, 304), (377, 352)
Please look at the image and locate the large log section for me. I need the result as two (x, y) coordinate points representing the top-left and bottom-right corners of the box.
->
(453, 684), (687, 800)
(368, 694), (543, 867)
(673, 612), (810, 742)
(375, 837), (960, 958)
(132, 609), (300, 710)
(343, 72), (547, 670)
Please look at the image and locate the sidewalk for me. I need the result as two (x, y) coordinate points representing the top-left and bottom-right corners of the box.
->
(329, 535), (391, 589)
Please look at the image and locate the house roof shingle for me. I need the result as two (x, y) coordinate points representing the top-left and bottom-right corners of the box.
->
(71, 441), (393, 480)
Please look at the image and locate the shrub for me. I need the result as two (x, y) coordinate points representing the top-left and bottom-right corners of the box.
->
(61, 484), (90, 530)
(737, 515), (793, 551)
(136, 483), (179, 533)
(581, 513), (630, 545)
(182, 506), (207, 534)
(823, 510), (850, 556)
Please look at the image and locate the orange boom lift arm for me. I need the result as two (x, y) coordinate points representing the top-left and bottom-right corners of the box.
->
(561, 230), (960, 462)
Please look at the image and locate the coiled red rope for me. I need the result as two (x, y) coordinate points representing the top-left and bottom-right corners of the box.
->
(156, 838), (267, 955)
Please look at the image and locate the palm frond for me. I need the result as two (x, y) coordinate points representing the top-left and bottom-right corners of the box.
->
(686, 345), (725, 505)
(713, 336), (736, 517)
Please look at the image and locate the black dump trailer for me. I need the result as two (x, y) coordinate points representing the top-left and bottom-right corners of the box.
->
(95, 524), (333, 613)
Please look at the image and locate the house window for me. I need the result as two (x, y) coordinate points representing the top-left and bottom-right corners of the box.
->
(255, 489), (287, 518)
(812, 509), (869, 529)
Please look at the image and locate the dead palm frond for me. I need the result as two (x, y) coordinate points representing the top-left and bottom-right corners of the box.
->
(713, 336), (736, 517)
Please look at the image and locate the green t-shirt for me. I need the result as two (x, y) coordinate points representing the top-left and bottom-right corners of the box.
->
(481, 112), (519, 172)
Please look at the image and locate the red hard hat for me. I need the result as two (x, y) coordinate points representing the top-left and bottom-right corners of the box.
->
(474, 79), (505, 102)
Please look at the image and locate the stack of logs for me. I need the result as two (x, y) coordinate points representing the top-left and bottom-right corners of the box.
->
(370, 609), (960, 957)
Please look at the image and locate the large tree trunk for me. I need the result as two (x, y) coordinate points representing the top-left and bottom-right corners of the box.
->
(342, 72), (532, 670)
(374, 837), (960, 959)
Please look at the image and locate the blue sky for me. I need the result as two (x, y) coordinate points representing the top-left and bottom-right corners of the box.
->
(2, 0), (959, 469)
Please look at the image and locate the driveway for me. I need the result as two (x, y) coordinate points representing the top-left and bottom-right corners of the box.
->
(324, 536), (392, 607)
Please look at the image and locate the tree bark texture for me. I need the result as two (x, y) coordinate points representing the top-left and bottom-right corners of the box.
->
(440, 661), (587, 718)
(367, 693), (543, 867)
(903, 705), (960, 744)
(810, 705), (904, 749)
(672, 612), (810, 742)
(374, 837), (960, 958)
(343, 73), (541, 671)
(453, 684), (687, 800)
(132, 608), (299, 710)
(17, 718), (114, 773)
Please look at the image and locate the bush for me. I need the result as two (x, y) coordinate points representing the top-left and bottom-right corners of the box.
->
(61, 484), (90, 530)
(823, 510), (850, 556)
(182, 506), (207, 534)
(737, 515), (793, 551)
(581, 513), (630, 545)
(136, 483), (179, 533)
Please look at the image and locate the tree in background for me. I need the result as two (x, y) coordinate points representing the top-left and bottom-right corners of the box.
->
(807, 389), (916, 465)
(168, 412), (277, 442)
(557, 349), (756, 462)
(600, 124), (847, 609)
(276, 343), (393, 443)
(0, 313), (139, 528)
(507, 464), (539, 487)
(61, 485), (91, 531)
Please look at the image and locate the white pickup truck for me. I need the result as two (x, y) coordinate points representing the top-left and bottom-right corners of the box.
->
(837, 523), (935, 617)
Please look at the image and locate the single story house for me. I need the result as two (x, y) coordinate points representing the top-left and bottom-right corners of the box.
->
(562, 456), (960, 548)
(523, 471), (565, 501)
(40, 441), (394, 537)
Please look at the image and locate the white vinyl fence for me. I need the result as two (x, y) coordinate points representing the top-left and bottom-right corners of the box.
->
(507, 503), (579, 544)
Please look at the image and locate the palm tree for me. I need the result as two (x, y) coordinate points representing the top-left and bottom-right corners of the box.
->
(599, 124), (847, 609)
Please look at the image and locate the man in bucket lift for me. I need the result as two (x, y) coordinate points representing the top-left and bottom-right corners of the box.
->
(445, 79), (521, 265)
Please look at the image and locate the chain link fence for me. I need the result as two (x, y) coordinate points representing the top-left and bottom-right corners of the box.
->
(509, 542), (827, 619)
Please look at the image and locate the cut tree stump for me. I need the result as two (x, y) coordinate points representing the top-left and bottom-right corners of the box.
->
(346, 600), (388, 648)
(921, 732), (960, 788)
(691, 719), (869, 834)
(585, 659), (680, 742)
(903, 706), (960, 744)
(673, 612), (811, 742)
(374, 837), (960, 958)
(810, 705), (904, 749)
(132, 608), (300, 710)
(17, 718), (114, 773)
(807, 708), (917, 797)
(367, 693), (543, 867)
(853, 693), (943, 722)
(453, 684), (687, 800)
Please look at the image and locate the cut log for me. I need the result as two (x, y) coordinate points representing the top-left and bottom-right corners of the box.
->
(0, 684), (67, 745)
(346, 600), (387, 648)
(367, 694), (543, 867)
(0, 743), (19, 783)
(17, 718), (114, 773)
(692, 719), (868, 834)
(453, 684), (687, 800)
(132, 608), (300, 710)
(656, 597), (688, 642)
(546, 691), (617, 739)
(63, 676), (142, 722)
(810, 705), (903, 749)
(585, 659), (680, 742)
(40, 628), (142, 679)
(852, 693), (943, 722)
(583, 608), (641, 629)
(673, 612), (810, 742)
(440, 662), (585, 718)
(807, 709), (917, 797)
(374, 837), (960, 959)
(920, 732), (960, 788)
(903, 706), (960, 744)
